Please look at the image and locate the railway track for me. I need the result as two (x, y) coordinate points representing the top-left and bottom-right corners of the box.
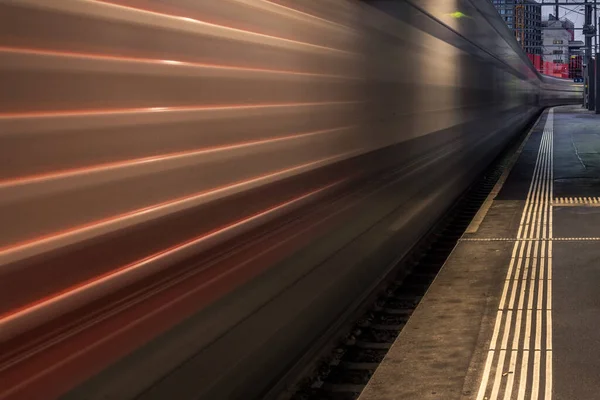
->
(286, 112), (541, 400)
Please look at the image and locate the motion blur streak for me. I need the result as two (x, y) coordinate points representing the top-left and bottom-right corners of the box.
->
(0, 153), (355, 266)
(4, 0), (352, 54)
(0, 101), (357, 118)
(0, 0), (582, 399)
(0, 126), (353, 191)
(0, 180), (343, 342)
(0, 47), (353, 78)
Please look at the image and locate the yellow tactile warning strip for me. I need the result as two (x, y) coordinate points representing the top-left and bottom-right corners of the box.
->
(460, 237), (600, 241)
(476, 109), (554, 400)
(553, 197), (600, 206)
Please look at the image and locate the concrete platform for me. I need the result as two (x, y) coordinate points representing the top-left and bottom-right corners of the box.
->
(359, 105), (600, 400)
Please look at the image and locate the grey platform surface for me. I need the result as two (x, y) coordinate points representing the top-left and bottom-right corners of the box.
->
(359, 105), (600, 400)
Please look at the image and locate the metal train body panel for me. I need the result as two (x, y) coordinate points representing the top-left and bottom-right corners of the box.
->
(0, 0), (582, 399)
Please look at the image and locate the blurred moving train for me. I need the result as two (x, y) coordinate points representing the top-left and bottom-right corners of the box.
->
(0, 0), (581, 399)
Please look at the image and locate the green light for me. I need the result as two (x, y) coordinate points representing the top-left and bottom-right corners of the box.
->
(448, 11), (469, 19)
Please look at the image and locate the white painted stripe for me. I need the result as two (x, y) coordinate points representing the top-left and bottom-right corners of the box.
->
(476, 108), (555, 399)
(517, 349), (530, 400)
(548, 249), (552, 280)
(532, 351), (542, 399)
(489, 310), (504, 350)
(476, 349), (496, 400)
(546, 310), (553, 350)
(499, 310), (513, 349)
(539, 241), (546, 280)
(503, 349), (519, 400)
(490, 349), (508, 400)
(535, 310), (543, 350)
(537, 277), (545, 312)
(544, 109), (553, 400)
(518, 255), (531, 311)
(499, 242), (519, 310)
(507, 242), (527, 310)
(547, 109), (554, 400)
(527, 263), (536, 312)
(516, 131), (544, 238)
(504, 307), (524, 398)
(546, 351), (553, 399)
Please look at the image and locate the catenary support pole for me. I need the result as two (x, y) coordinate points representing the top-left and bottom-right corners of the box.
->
(590, 58), (596, 110)
(596, 54), (600, 113)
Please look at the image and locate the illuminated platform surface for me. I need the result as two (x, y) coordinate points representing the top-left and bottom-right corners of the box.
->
(359, 105), (600, 400)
